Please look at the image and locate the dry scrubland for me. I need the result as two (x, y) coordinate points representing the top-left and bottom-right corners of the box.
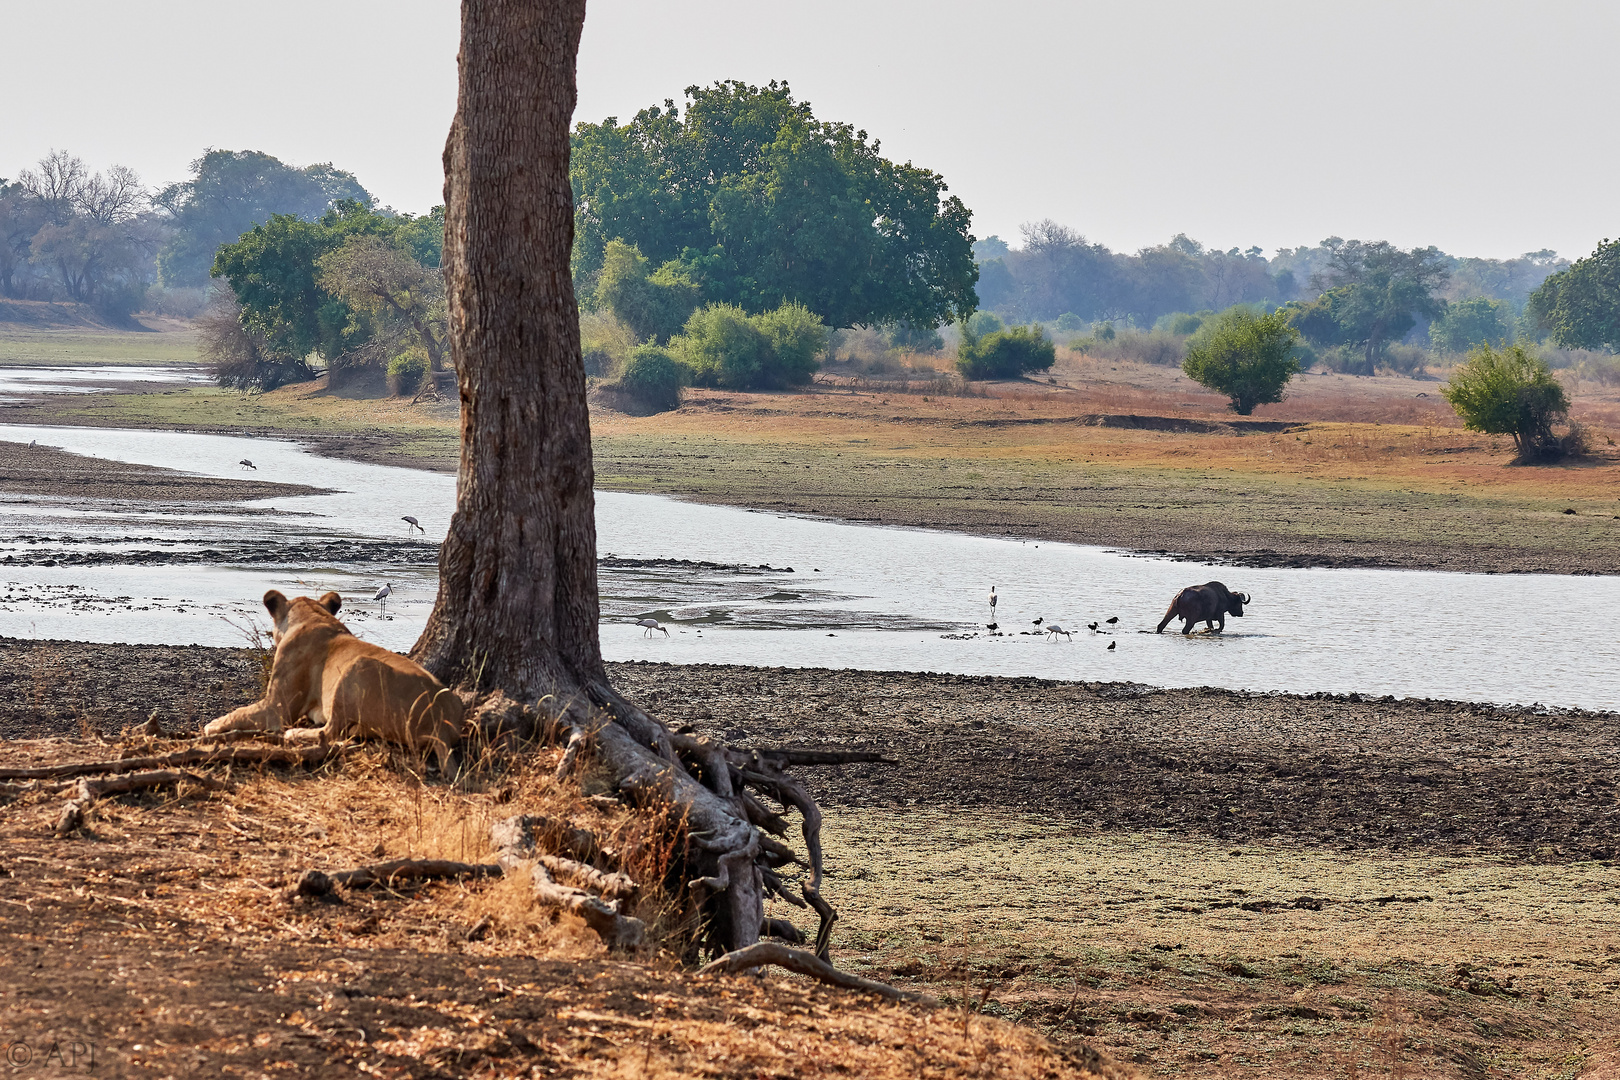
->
(6, 326), (1619, 573)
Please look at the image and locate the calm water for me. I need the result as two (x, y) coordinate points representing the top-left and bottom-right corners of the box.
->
(0, 365), (209, 402)
(1, 420), (1616, 709)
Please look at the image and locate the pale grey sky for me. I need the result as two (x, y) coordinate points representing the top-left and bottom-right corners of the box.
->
(7, 1), (1615, 260)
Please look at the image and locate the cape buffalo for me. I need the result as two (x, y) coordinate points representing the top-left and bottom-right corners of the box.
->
(1155, 581), (1250, 635)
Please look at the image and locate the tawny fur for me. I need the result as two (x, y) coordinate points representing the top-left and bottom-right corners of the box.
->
(204, 591), (464, 772)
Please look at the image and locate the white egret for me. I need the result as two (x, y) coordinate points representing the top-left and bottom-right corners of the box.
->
(635, 618), (669, 637)
(373, 583), (392, 610)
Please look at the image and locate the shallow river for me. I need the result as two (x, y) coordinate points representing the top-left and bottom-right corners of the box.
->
(1, 421), (1615, 709)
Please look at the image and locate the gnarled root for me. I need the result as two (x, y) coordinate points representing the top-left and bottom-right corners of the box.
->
(491, 813), (646, 950)
(55, 769), (227, 836)
(698, 941), (930, 1003)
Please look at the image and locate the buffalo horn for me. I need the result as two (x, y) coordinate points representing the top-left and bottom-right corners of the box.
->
(1238, 592), (1251, 603)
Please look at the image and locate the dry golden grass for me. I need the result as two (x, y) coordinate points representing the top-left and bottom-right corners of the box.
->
(0, 736), (1116, 1078)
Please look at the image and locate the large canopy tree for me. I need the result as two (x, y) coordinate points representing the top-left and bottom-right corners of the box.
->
(571, 81), (978, 330)
(416, 0), (847, 962)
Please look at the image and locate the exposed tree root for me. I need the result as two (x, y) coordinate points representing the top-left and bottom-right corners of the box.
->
(490, 813), (645, 950)
(698, 942), (930, 1003)
(288, 859), (501, 898)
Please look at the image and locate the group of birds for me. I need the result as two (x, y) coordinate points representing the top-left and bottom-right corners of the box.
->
(989, 585), (1118, 648)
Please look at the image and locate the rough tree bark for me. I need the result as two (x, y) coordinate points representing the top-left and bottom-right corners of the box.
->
(410, 0), (849, 959)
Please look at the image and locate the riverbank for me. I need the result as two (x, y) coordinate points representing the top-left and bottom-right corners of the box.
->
(3, 644), (1615, 1077)
(6, 344), (1619, 573)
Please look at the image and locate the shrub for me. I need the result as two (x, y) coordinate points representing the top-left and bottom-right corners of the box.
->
(883, 320), (945, 352)
(1054, 312), (1084, 333)
(386, 346), (429, 395)
(1430, 295), (1513, 354)
(957, 323), (1056, 379)
(579, 310), (639, 376)
(593, 239), (699, 343)
(1154, 310), (1211, 336)
(1076, 328), (1187, 366)
(1182, 307), (1301, 414)
(199, 297), (315, 391)
(612, 344), (688, 412)
(672, 301), (828, 390)
(1442, 343), (1572, 462)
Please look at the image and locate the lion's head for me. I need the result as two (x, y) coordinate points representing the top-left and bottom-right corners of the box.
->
(263, 589), (343, 644)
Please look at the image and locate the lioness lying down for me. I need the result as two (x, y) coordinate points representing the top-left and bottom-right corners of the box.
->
(205, 590), (464, 773)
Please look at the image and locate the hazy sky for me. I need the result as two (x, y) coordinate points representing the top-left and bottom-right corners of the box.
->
(7, 1), (1615, 261)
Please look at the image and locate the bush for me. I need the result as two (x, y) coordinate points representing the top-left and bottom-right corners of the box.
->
(612, 345), (688, 412)
(1054, 312), (1084, 333)
(593, 239), (700, 343)
(199, 297), (315, 391)
(957, 323), (1056, 379)
(882, 320), (945, 352)
(1181, 307), (1301, 414)
(672, 301), (828, 390)
(1442, 343), (1572, 462)
(1154, 310), (1211, 336)
(386, 347), (429, 395)
(580, 310), (639, 376)
(1075, 328), (1187, 367)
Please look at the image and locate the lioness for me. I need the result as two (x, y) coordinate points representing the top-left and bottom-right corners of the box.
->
(205, 590), (464, 773)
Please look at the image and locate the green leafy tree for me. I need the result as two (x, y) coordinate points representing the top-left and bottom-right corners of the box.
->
(1181, 307), (1301, 414)
(156, 149), (371, 287)
(1429, 296), (1512, 353)
(754, 301), (830, 382)
(571, 81), (977, 329)
(1287, 239), (1449, 374)
(956, 323), (1056, 379)
(318, 234), (448, 370)
(1527, 238), (1620, 351)
(209, 203), (433, 388)
(1441, 343), (1571, 461)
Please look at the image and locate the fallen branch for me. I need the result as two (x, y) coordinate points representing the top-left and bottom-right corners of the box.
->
(289, 859), (501, 897)
(491, 814), (645, 950)
(55, 769), (227, 836)
(4, 744), (336, 782)
(698, 942), (930, 1002)
(489, 813), (604, 864)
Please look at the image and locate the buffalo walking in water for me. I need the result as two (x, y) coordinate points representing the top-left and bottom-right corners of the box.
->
(1156, 581), (1251, 635)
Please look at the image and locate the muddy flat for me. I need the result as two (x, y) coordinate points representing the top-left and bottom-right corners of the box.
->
(0, 439), (324, 501)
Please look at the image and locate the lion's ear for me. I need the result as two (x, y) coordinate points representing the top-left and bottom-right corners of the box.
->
(263, 590), (288, 620)
(319, 591), (342, 614)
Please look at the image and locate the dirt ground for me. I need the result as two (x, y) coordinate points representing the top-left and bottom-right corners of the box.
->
(0, 439), (321, 502)
(6, 344), (1619, 574)
(2, 642), (1615, 1077)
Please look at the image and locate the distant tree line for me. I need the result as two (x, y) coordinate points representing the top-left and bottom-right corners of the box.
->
(0, 148), (376, 322)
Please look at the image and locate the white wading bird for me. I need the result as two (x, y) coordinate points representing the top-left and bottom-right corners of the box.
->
(373, 582), (392, 610)
(1046, 624), (1073, 641)
(988, 584), (998, 617)
(635, 618), (669, 637)
(402, 515), (425, 533)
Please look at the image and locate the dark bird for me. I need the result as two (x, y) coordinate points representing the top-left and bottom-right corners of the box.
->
(1088, 622), (1099, 631)
(29, 439), (36, 448)
(1106, 616), (1119, 625)
(239, 459), (256, 470)
(989, 585), (998, 615)
(1107, 640), (1116, 650)
(1032, 616), (1043, 626)
(986, 622), (999, 631)
(402, 515), (425, 533)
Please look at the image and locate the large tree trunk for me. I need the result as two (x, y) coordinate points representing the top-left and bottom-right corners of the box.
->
(409, 0), (847, 962)
(413, 0), (601, 698)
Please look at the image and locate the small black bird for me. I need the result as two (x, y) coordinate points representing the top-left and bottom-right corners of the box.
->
(1032, 617), (1043, 626)
(1088, 622), (1099, 631)
(986, 622), (999, 631)
(1106, 616), (1119, 625)
(1107, 640), (1116, 650)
